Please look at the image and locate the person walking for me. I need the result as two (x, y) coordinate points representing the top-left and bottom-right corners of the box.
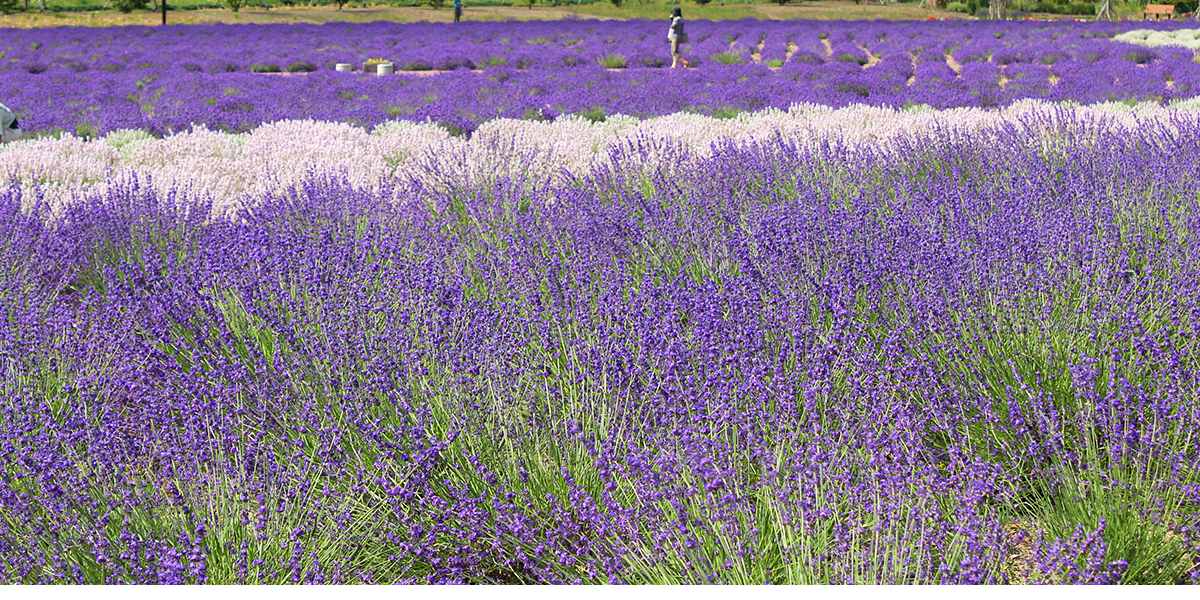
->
(667, 7), (690, 69)
(453, 0), (463, 23)
(0, 103), (21, 143)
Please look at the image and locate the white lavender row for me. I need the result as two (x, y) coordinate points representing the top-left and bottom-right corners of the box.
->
(4, 98), (1200, 221)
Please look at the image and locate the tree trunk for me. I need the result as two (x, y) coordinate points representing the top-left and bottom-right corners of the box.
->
(989, 0), (1006, 19)
(1095, 0), (1114, 20)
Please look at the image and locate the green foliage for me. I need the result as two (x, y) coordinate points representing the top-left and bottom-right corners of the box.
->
(946, 1), (971, 10)
(712, 51), (745, 65)
(115, 0), (148, 12)
(835, 52), (868, 65)
(285, 61), (318, 73)
(609, 0), (621, 6)
(578, 106), (606, 123)
(225, 0), (241, 11)
(429, 0), (445, 7)
(0, 0), (19, 15)
(74, 122), (99, 140)
(599, 53), (627, 68)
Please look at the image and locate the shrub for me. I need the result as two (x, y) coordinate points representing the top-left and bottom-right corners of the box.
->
(429, 0), (445, 7)
(1123, 49), (1155, 64)
(115, 0), (148, 12)
(226, 0), (241, 11)
(578, 107), (606, 122)
(599, 54), (627, 69)
(1064, 1), (1093, 13)
(694, 0), (711, 4)
(0, 0), (19, 14)
(712, 51), (745, 65)
(250, 63), (281, 73)
(1035, 0), (1057, 12)
(286, 61), (317, 73)
(967, 0), (978, 12)
(946, 1), (971, 11)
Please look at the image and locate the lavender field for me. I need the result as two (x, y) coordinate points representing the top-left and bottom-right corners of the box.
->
(3, 19), (1200, 136)
(2, 18), (1200, 585)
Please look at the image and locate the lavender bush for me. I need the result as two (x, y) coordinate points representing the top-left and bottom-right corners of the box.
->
(1, 105), (1199, 583)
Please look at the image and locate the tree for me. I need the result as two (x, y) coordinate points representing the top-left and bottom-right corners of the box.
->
(1095, 0), (1114, 19)
(609, 0), (621, 6)
(226, 0), (241, 11)
(116, 0), (149, 12)
(0, 0), (20, 15)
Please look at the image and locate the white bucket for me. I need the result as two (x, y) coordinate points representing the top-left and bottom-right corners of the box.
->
(335, 63), (352, 72)
(376, 63), (394, 76)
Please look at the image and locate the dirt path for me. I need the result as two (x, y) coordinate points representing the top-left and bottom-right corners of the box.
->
(945, 52), (964, 75)
(858, 42), (881, 67)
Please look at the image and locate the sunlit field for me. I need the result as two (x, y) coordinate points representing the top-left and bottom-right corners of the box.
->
(1, 14), (1199, 584)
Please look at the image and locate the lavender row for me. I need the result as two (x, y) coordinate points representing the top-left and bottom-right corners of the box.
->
(1, 113), (1199, 583)
(9, 50), (1200, 139)
(4, 100), (1199, 222)
(1, 19), (1192, 74)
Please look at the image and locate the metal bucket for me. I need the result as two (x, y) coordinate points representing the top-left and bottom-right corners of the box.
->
(335, 63), (352, 72)
(376, 63), (395, 76)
